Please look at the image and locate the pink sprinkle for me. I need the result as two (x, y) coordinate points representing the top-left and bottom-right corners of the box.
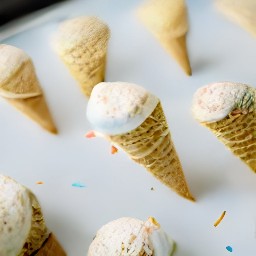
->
(85, 131), (96, 138)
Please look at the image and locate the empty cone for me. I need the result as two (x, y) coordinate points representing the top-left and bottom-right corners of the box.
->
(110, 102), (194, 200)
(0, 44), (57, 134)
(54, 16), (110, 97)
(137, 0), (192, 75)
(192, 82), (256, 173)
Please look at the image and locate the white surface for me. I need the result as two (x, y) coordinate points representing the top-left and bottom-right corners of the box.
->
(1, 0), (256, 255)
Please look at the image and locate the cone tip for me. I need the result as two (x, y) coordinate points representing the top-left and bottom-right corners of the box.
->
(185, 64), (192, 76)
(48, 126), (58, 135)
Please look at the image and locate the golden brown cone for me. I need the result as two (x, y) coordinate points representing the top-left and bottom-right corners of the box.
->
(204, 104), (256, 172)
(216, 0), (256, 37)
(35, 233), (66, 256)
(65, 54), (106, 97)
(19, 192), (49, 255)
(137, 0), (192, 75)
(159, 34), (191, 75)
(19, 190), (65, 256)
(6, 95), (58, 134)
(54, 17), (110, 97)
(110, 102), (194, 201)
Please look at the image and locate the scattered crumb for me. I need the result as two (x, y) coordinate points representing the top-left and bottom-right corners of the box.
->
(36, 181), (44, 185)
(214, 211), (226, 227)
(150, 187), (154, 191)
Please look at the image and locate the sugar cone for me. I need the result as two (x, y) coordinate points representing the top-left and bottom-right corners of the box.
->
(204, 101), (256, 172)
(35, 233), (66, 256)
(137, 0), (192, 75)
(6, 95), (57, 134)
(110, 102), (194, 201)
(159, 34), (191, 75)
(54, 17), (110, 97)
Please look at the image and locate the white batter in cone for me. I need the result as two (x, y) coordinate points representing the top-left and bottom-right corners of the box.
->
(0, 44), (57, 134)
(0, 174), (66, 256)
(192, 82), (256, 172)
(87, 82), (194, 201)
(54, 16), (110, 97)
(137, 0), (191, 75)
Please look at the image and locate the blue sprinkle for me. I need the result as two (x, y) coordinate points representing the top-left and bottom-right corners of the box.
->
(226, 246), (233, 252)
(72, 182), (86, 188)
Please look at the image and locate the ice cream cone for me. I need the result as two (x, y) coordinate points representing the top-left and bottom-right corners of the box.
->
(137, 0), (192, 75)
(216, 0), (256, 37)
(110, 102), (194, 200)
(36, 233), (66, 256)
(54, 16), (110, 97)
(192, 82), (256, 172)
(87, 82), (194, 201)
(0, 174), (66, 256)
(0, 44), (57, 134)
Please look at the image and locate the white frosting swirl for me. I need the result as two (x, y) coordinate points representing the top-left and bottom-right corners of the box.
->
(86, 82), (159, 135)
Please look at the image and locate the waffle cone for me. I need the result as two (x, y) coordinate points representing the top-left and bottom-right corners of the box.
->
(6, 95), (57, 134)
(204, 103), (256, 172)
(159, 34), (191, 75)
(35, 233), (66, 256)
(55, 17), (110, 97)
(63, 53), (106, 97)
(110, 102), (194, 200)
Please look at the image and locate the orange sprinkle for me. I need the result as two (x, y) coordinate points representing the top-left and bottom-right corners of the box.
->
(36, 181), (44, 185)
(85, 131), (96, 138)
(111, 145), (118, 154)
(214, 211), (226, 227)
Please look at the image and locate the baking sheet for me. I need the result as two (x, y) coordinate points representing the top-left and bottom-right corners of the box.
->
(1, 0), (256, 255)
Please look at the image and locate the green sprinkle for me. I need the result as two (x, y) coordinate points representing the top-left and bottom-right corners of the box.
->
(72, 182), (86, 188)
